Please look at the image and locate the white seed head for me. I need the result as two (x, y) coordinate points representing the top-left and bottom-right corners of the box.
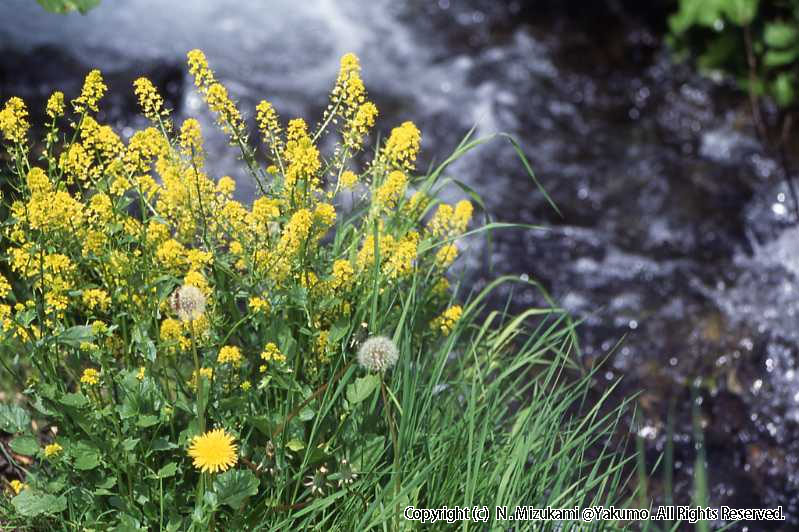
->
(357, 336), (399, 372)
(169, 284), (206, 322)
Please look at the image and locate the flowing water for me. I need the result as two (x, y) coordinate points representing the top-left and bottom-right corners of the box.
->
(2, 0), (799, 528)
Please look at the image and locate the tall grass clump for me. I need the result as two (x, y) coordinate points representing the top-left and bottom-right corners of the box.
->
(0, 51), (629, 530)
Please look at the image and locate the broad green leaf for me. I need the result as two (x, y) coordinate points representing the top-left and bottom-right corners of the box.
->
(122, 437), (139, 452)
(764, 22), (798, 48)
(137, 414), (159, 428)
(59, 392), (89, 408)
(12, 490), (67, 517)
(150, 438), (177, 452)
(722, 0), (759, 26)
(286, 439), (305, 452)
(0, 404), (30, 433)
(56, 325), (94, 348)
(773, 72), (797, 107)
(9, 435), (39, 456)
(298, 407), (315, 421)
(763, 48), (798, 67)
(213, 469), (259, 509)
(346, 374), (380, 405)
(155, 462), (178, 479)
(72, 444), (101, 470)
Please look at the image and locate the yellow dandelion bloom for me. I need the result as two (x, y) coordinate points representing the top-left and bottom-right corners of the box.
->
(187, 428), (238, 474)
(9, 480), (26, 495)
(44, 443), (63, 458)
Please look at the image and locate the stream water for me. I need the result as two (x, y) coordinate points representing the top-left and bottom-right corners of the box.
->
(2, 1), (798, 528)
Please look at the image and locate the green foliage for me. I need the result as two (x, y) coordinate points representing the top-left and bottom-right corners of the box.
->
(35, 0), (101, 14)
(0, 51), (633, 530)
(668, 0), (799, 107)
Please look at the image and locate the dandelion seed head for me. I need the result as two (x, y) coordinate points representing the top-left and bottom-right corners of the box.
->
(357, 335), (399, 372)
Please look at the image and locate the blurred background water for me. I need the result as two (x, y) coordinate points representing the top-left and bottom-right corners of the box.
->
(2, 0), (799, 527)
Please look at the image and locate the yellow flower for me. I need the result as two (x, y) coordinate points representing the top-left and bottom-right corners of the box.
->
(133, 77), (166, 121)
(217, 346), (243, 367)
(240, 380), (251, 391)
(137, 367), (146, 381)
(46, 91), (65, 119)
(339, 170), (358, 189)
(82, 288), (111, 312)
(187, 428), (238, 474)
(435, 244), (458, 267)
(0, 97), (29, 143)
(73, 69), (107, 113)
(381, 121), (421, 171)
(80, 368), (100, 386)
(187, 49), (215, 90)
(256, 100), (283, 157)
(44, 443), (63, 458)
(432, 305), (463, 336)
(375, 170), (407, 210)
(248, 297), (270, 315)
(9, 480), (26, 495)
(260, 342), (286, 364)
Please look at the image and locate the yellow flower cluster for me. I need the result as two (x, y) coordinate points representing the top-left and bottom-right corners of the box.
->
(381, 121), (421, 171)
(283, 119), (321, 199)
(0, 97), (29, 143)
(260, 342), (287, 372)
(428, 200), (473, 237)
(375, 170), (408, 211)
(217, 345), (243, 367)
(72, 69), (107, 113)
(248, 296), (270, 315)
(330, 53), (379, 149)
(133, 77), (167, 121)
(432, 305), (463, 336)
(256, 100), (283, 158)
(46, 92), (65, 119)
(80, 368), (100, 386)
(44, 442), (63, 458)
(339, 170), (358, 189)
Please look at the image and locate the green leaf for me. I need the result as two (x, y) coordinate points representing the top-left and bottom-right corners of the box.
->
(298, 407), (315, 421)
(150, 438), (177, 452)
(722, 0), (759, 26)
(213, 469), (259, 509)
(72, 444), (101, 470)
(764, 22), (798, 48)
(286, 439), (305, 452)
(0, 404), (31, 433)
(12, 490), (67, 517)
(773, 72), (797, 107)
(346, 374), (380, 405)
(56, 325), (94, 348)
(122, 438), (140, 452)
(137, 414), (159, 428)
(59, 392), (89, 408)
(9, 435), (39, 456)
(763, 47), (798, 67)
(155, 462), (178, 479)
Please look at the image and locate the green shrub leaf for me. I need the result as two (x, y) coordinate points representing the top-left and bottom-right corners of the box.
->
(0, 404), (31, 433)
(9, 436), (39, 456)
(764, 22), (798, 48)
(346, 375), (380, 405)
(12, 490), (67, 517)
(213, 469), (259, 509)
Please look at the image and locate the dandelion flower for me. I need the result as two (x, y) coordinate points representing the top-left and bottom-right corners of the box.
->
(44, 443), (63, 458)
(188, 428), (238, 474)
(169, 284), (206, 322)
(9, 479), (26, 495)
(357, 336), (399, 372)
